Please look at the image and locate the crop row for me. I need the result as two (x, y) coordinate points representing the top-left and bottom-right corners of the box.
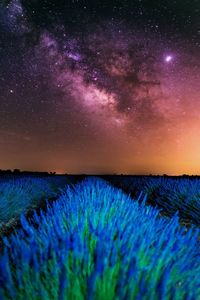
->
(106, 176), (200, 225)
(0, 176), (73, 225)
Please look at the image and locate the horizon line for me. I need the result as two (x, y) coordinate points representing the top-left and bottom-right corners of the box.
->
(0, 169), (200, 176)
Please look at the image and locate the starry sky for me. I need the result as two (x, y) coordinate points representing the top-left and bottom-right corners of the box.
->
(0, 0), (200, 174)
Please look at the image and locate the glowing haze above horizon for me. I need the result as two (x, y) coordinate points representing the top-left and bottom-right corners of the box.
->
(0, 0), (200, 175)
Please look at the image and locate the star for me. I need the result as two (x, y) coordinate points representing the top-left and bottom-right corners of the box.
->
(165, 55), (173, 63)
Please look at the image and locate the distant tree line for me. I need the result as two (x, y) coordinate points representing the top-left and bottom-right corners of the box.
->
(0, 170), (199, 178)
(0, 169), (56, 176)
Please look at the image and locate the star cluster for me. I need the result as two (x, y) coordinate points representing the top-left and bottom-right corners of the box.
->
(0, 0), (200, 174)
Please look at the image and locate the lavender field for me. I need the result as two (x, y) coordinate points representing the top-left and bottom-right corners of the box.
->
(0, 175), (199, 299)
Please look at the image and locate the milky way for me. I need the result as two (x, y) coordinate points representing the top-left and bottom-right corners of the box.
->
(0, 0), (200, 174)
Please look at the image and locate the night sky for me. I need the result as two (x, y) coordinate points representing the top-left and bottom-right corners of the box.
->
(0, 0), (200, 174)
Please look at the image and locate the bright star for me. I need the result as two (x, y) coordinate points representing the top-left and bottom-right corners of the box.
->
(165, 55), (173, 63)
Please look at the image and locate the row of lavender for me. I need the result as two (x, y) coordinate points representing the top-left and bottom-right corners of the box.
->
(0, 175), (74, 225)
(105, 176), (200, 225)
(0, 177), (199, 299)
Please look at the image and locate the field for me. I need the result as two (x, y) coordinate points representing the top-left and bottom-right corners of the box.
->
(0, 174), (199, 299)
